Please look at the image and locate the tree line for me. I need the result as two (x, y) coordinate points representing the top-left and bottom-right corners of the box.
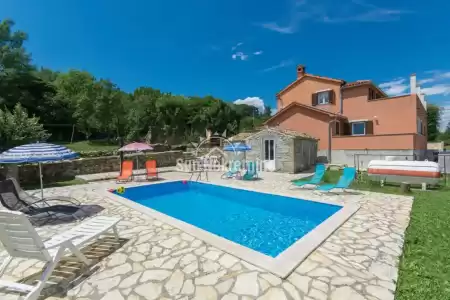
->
(0, 19), (271, 149)
(1, 18), (446, 151)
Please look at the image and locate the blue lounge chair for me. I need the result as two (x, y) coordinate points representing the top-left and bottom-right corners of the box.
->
(242, 161), (258, 180)
(292, 164), (326, 188)
(221, 160), (240, 179)
(316, 167), (356, 192)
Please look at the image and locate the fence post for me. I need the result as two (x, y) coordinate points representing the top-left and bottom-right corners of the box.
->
(444, 154), (447, 186)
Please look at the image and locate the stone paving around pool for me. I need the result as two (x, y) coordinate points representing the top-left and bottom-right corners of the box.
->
(0, 171), (413, 300)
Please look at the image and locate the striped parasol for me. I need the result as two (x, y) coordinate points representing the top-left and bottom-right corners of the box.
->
(0, 143), (79, 199)
(118, 142), (153, 152)
(0, 143), (78, 164)
(118, 142), (153, 172)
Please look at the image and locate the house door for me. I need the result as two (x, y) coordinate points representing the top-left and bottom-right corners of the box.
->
(263, 138), (275, 171)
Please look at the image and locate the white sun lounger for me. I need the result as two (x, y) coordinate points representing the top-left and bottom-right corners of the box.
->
(0, 211), (121, 300)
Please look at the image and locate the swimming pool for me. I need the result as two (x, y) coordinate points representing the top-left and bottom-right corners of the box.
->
(108, 180), (359, 277)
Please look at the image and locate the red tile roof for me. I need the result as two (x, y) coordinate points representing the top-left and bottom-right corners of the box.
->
(277, 74), (344, 97)
(277, 72), (388, 98)
(342, 80), (387, 97)
(265, 102), (347, 125)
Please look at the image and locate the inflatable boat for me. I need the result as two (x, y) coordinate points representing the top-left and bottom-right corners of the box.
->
(367, 160), (441, 185)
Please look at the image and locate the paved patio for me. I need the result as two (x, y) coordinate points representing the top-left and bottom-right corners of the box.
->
(0, 171), (413, 300)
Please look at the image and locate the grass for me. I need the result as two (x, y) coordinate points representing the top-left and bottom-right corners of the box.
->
(294, 169), (450, 299)
(22, 178), (87, 190)
(59, 140), (119, 152)
(396, 190), (450, 300)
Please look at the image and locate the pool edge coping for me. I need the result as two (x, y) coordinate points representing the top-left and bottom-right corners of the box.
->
(101, 179), (359, 278)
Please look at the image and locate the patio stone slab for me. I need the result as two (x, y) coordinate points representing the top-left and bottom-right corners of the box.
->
(0, 170), (413, 299)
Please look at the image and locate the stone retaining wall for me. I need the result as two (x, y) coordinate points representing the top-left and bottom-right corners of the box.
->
(0, 151), (185, 185)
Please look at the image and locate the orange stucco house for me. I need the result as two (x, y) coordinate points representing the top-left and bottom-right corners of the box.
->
(265, 65), (428, 166)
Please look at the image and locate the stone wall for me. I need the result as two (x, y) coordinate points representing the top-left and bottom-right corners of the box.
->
(293, 138), (317, 173)
(246, 132), (294, 173)
(0, 151), (184, 185)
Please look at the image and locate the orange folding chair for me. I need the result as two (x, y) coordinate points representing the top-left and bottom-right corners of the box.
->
(145, 160), (158, 180)
(117, 160), (134, 182)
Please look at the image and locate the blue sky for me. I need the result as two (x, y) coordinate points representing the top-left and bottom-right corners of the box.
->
(3, 0), (450, 129)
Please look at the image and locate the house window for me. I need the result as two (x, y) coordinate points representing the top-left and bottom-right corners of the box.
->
(335, 121), (340, 135)
(317, 91), (330, 104)
(417, 119), (423, 134)
(351, 122), (366, 135)
(369, 88), (376, 100)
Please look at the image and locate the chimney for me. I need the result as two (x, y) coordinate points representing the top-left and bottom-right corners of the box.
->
(297, 65), (306, 78)
(410, 73), (417, 94)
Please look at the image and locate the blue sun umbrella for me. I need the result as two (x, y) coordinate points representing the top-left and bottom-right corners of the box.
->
(223, 142), (252, 152)
(223, 142), (252, 166)
(0, 143), (79, 199)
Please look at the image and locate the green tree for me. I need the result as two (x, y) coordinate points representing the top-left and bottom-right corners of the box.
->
(427, 103), (441, 141)
(0, 19), (55, 118)
(0, 103), (50, 149)
(0, 18), (271, 146)
(93, 79), (129, 138)
(54, 70), (98, 139)
(126, 87), (163, 142)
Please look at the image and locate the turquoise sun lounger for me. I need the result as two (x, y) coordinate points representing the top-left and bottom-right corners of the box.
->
(292, 164), (326, 188)
(222, 160), (240, 179)
(242, 161), (258, 180)
(316, 167), (356, 192)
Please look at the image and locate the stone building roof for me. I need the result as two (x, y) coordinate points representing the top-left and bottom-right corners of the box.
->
(230, 127), (317, 141)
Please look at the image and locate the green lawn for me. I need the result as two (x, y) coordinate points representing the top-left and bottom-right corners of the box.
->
(59, 140), (119, 152)
(294, 169), (450, 299)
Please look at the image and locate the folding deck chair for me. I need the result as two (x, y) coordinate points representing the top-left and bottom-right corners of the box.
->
(0, 179), (83, 224)
(145, 160), (158, 180)
(8, 177), (81, 206)
(116, 160), (134, 182)
(0, 211), (121, 300)
(292, 164), (326, 188)
(316, 167), (356, 193)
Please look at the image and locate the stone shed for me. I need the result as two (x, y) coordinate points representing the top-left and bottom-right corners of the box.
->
(230, 127), (318, 173)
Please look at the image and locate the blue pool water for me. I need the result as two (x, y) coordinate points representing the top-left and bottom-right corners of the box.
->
(114, 181), (342, 257)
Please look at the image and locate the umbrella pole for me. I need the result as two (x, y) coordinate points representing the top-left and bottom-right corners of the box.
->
(39, 162), (44, 200)
(137, 155), (139, 180)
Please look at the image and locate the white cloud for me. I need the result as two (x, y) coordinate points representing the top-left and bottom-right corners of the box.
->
(231, 49), (263, 61)
(380, 71), (450, 98)
(421, 84), (450, 96)
(271, 108), (278, 116)
(418, 78), (435, 85)
(258, 0), (410, 34)
(231, 52), (249, 61)
(234, 97), (265, 112)
(262, 59), (294, 72)
(260, 22), (298, 34)
(417, 71), (450, 85)
(231, 42), (243, 51)
(379, 78), (409, 96)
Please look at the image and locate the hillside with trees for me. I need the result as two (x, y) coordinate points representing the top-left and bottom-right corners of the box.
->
(0, 19), (271, 150)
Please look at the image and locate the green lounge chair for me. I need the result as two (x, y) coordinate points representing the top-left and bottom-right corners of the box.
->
(221, 160), (240, 179)
(242, 161), (258, 180)
(292, 164), (326, 188)
(316, 167), (356, 192)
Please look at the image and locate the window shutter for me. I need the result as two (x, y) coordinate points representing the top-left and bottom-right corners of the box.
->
(366, 120), (374, 135)
(328, 90), (335, 104)
(343, 122), (351, 135)
(312, 93), (318, 106)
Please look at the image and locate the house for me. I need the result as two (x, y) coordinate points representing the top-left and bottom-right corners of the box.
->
(265, 65), (428, 167)
(230, 127), (318, 173)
